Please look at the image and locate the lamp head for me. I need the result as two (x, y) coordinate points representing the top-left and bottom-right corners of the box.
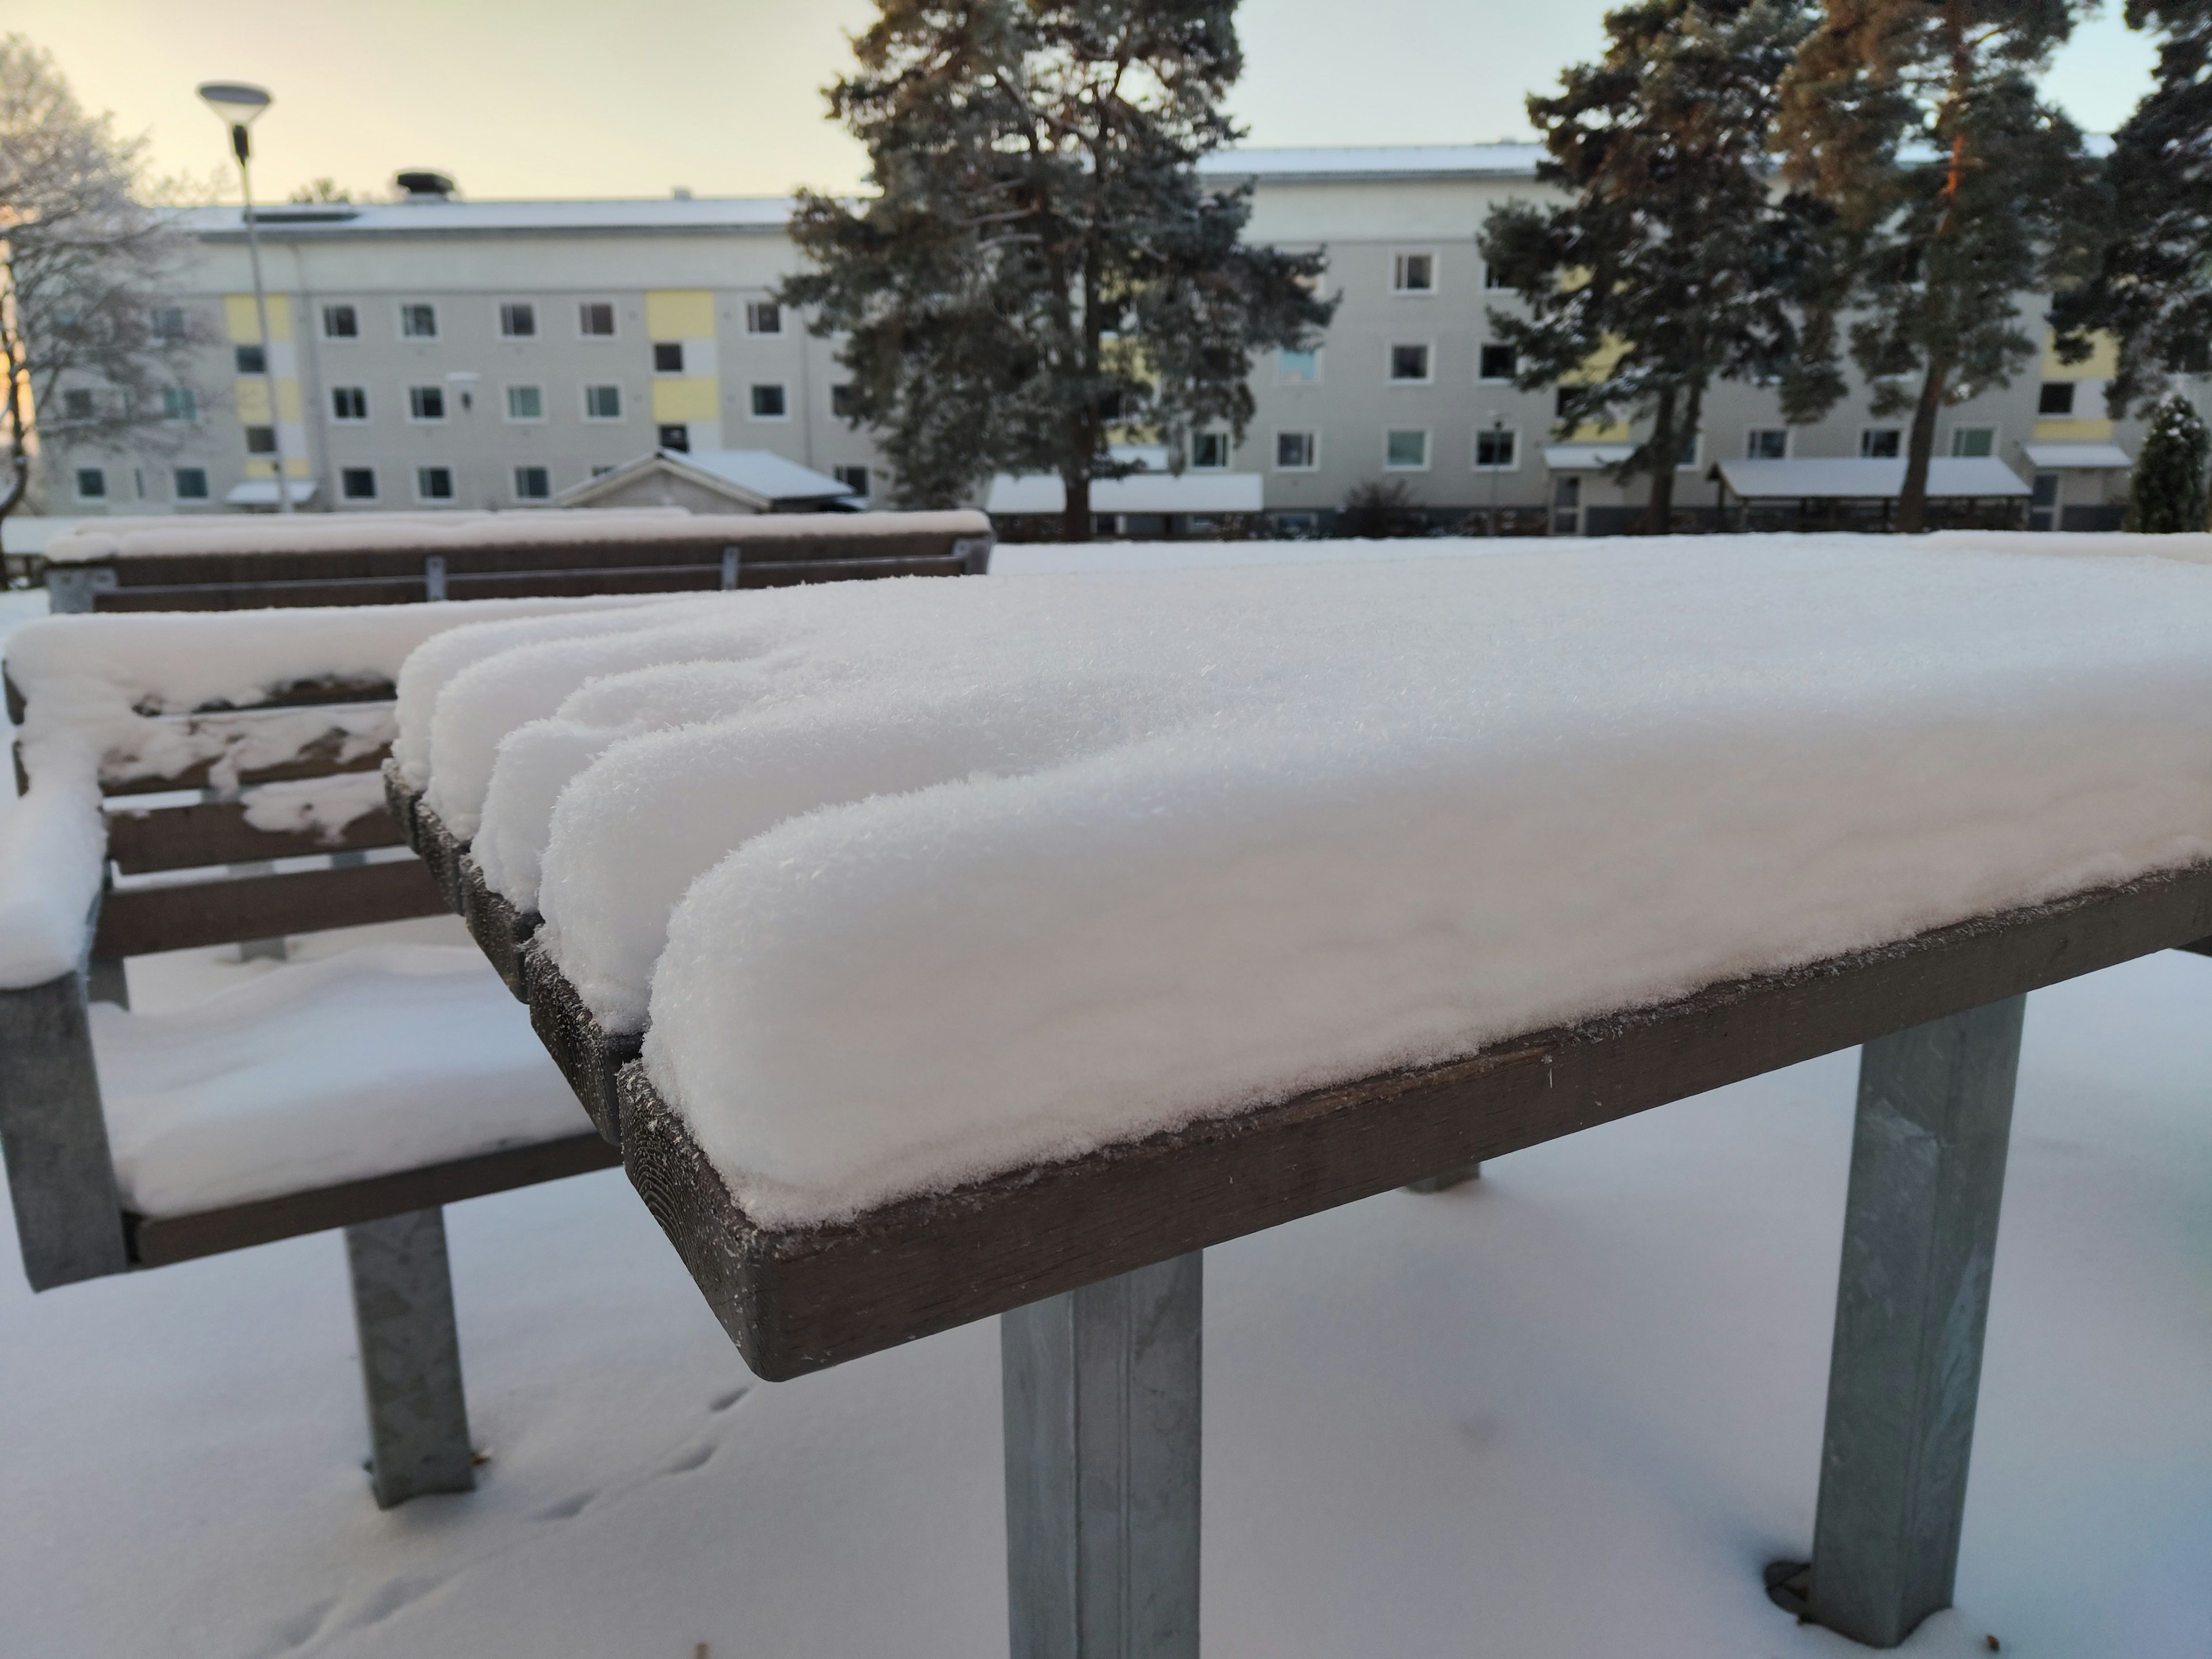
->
(196, 81), (272, 126)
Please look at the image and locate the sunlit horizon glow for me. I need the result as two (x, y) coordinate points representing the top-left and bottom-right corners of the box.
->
(11, 0), (2162, 206)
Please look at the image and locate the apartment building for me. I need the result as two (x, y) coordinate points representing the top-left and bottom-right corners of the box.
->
(43, 147), (2154, 532)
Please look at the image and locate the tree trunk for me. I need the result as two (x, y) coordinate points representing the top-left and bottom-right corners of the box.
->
(1897, 359), (1948, 535)
(1061, 471), (1092, 543)
(1644, 387), (1679, 535)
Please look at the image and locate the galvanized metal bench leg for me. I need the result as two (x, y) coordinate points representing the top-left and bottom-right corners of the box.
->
(345, 1207), (476, 1507)
(1771, 995), (2025, 1647)
(0, 971), (129, 1289)
(1002, 1251), (1202, 1659)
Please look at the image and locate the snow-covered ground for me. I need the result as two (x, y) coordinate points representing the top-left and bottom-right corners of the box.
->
(0, 942), (2204, 1656)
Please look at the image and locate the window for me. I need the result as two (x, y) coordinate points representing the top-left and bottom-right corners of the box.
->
(331, 386), (368, 422)
(408, 385), (446, 422)
(62, 389), (95, 422)
(400, 302), (438, 339)
(653, 342), (685, 374)
(751, 383), (788, 418)
(1278, 349), (1321, 384)
(1191, 431), (1230, 469)
(1275, 431), (1318, 471)
(322, 304), (359, 340)
(1676, 430), (1700, 468)
(514, 465), (551, 500)
(75, 467), (106, 499)
(584, 384), (623, 420)
(1478, 344), (1517, 382)
(173, 466), (209, 500)
(150, 307), (187, 343)
(162, 386), (197, 423)
(1392, 252), (1435, 294)
(833, 464), (869, 497)
(500, 302), (537, 338)
(244, 425), (278, 454)
(1475, 428), (1517, 469)
(1388, 343), (1431, 383)
(1745, 427), (1789, 460)
(234, 344), (267, 375)
(416, 465), (454, 501)
(1483, 263), (1511, 290)
(831, 384), (857, 418)
(341, 467), (378, 501)
(1857, 427), (1900, 459)
(657, 422), (691, 451)
(579, 302), (617, 337)
(1949, 426), (1995, 458)
(1384, 429), (1430, 470)
(746, 301), (782, 335)
(2037, 381), (2076, 416)
(506, 384), (544, 422)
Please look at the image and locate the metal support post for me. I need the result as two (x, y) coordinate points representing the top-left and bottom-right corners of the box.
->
(344, 1207), (476, 1507)
(1770, 995), (2025, 1647)
(1002, 1251), (1202, 1659)
(0, 972), (128, 1289)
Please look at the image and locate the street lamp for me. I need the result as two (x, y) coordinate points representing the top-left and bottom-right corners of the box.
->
(197, 80), (292, 514)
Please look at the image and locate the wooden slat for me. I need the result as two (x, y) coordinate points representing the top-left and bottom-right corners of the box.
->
(382, 759), (422, 854)
(161, 675), (396, 717)
(525, 940), (638, 1143)
(459, 855), (536, 999)
(127, 1131), (621, 1267)
(93, 856), (446, 958)
(2181, 937), (2212, 957)
(104, 799), (405, 874)
(614, 861), (2212, 1381)
(411, 798), (469, 914)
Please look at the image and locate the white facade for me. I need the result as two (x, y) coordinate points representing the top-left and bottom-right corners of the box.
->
(42, 147), (2151, 532)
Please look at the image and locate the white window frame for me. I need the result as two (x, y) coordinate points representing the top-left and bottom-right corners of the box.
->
(320, 302), (360, 342)
(330, 385), (369, 423)
(172, 465), (210, 502)
(1383, 428), (1431, 472)
(406, 385), (448, 424)
(505, 384), (546, 423)
(512, 464), (552, 502)
(1472, 427), (1520, 472)
(1274, 430), (1320, 472)
(1949, 425), (1997, 459)
(1476, 343), (1518, 384)
(397, 301), (439, 340)
(745, 300), (782, 336)
(1277, 347), (1323, 386)
(1858, 425), (1903, 460)
(1744, 427), (1790, 461)
(1190, 430), (1232, 471)
(499, 301), (537, 339)
(582, 384), (624, 422)
(1391, 250), (1438, 296)
(748, 382), (790, 421)
(1387, 341), (1434, 385)
(577, 301), (619, 340)
(2036, 381), (2077, 417)
(414, 464), (456, 503)
(339, 466), (379, 502)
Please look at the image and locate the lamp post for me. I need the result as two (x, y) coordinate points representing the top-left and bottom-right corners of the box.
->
(1486, 410), (1505, 536)
(196, 81), (291, 514)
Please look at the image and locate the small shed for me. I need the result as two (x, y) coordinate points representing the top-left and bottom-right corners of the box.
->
(2021, 442), (2133, 532)
(1709, 456), (2032, 533)
(556, 449), (859, 514)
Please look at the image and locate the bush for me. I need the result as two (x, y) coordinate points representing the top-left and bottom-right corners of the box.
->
(2126, 396), (2210, 533)
(1336, 480), (1431, 539)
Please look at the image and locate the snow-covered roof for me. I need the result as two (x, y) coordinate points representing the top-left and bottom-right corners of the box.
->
(225, 479), (320, 507)
(556, 449), (857, 511)
(986, 471), (1265, 516)
(180, 196), (794, 241)
(1714, 457), (2032, 499)
(2023, 442), (2132, 470)
(1543, 445), (1637, 469)
(1197, 143), (1543, 183)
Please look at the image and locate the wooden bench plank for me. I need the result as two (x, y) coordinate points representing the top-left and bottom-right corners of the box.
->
(613, 860), (2212, 1381)
(95, 733), (393, 797)
(126, 1131), (621, 1267)
(459, 855), (536, 999)
(525, 941), (638, 1145)
(93, 856), (447, 959)
(105, 800), (405, 874)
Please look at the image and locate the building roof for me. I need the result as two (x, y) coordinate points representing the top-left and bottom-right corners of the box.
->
(556, 448), (857, 511)
(1197, 143), (1544, 183)
(224, 479), (320, 507)
(2023, 442), (2133, 469)
(1712, 456), (2032, 499)
(986, 469), (1265, 516)
(182, 195), (795, 241)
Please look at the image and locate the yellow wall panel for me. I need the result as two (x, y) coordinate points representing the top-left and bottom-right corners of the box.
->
(222, 293), (294, 343)
(234, 378), (270, 422)
(2042, 328), (2118, 379)
(2032, 416), (2115, 442)
(646, 289), (716, 339)
(243, 456), (274, 479)
(652, 376), (721, 421)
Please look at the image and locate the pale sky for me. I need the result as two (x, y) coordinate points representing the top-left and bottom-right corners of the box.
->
(11, 0), (2165, 206)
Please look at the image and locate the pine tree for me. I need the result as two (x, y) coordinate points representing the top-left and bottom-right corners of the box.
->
(1480, 1), (1828, 535)
(2051, 3), (2212, 414)
(1777, 0), (2092, 533)
(780, 1), (1332, 537)
(2124, 393), (2210, 530)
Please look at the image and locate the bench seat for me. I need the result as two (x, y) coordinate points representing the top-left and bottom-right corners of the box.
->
(94, 944), (594, 1218)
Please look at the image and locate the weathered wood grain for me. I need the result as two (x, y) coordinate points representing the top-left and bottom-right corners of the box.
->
(97, 733), (392, 797)
(104, 798), (404, 874)
(459, 855), (536, 999)
(382, 760), (422, 854)
(618, 861), (2212, 1381)
(127, 1130), (620, 1267)
(93, 856), (446, 959)
(409, 800), (469, 914)
(523, 941), (637, 1146)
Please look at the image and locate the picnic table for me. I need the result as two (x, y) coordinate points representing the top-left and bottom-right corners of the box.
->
(388, 538), (2212, 1650)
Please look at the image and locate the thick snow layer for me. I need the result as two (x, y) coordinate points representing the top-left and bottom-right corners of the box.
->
(235, 771), (391, 842)
(0, 948), (2206, 1656)
(579, 542), (2212, 1225)
(93, 944), (592, 1215)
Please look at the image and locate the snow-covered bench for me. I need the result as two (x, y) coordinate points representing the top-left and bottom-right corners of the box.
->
(393, 539), (2212, 1647)
(0, 600), (664, 1506)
